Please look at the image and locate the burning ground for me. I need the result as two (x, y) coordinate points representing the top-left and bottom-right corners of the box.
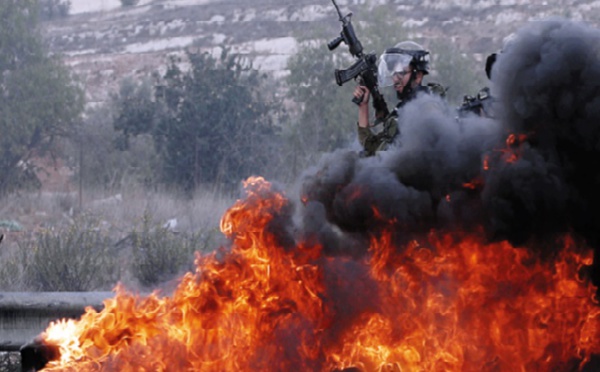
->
(31, 18), (600, 371)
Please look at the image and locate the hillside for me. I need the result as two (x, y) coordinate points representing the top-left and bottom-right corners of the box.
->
(43, 0), (600, 105)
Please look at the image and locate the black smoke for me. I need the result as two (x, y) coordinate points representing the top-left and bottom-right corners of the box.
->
(490, 18), (600, 249)
(299, 18), (600, 283)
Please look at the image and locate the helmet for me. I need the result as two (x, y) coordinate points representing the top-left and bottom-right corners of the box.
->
(485, 52), (497, 79)
(377, 41), (430, 87)
(485, 33), (517, 79)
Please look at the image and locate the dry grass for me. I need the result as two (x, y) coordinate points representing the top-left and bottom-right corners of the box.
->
(0, 184), (236, 291)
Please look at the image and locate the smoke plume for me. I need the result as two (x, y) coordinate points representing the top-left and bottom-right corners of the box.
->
(299, 17), (600, 279)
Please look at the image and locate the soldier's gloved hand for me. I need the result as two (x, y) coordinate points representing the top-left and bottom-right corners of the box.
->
(353, 85), (370, 106)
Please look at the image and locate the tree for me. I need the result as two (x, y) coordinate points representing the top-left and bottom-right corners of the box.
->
(0, 0), (84, 194)
(285, 41), (356, 166)
(120, 0), (139, 7)
(114, 50), (280, 192)
(38, 0), (71, 21)
(159, 50), (280, 191)
(70, 102), (161, 191)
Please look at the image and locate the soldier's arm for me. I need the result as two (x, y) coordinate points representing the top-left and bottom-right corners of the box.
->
(354, 85), (371, 128)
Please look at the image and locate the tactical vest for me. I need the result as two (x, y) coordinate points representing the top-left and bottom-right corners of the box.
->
(359, 82), (446, 157)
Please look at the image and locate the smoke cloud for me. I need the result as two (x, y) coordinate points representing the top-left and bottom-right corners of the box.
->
(298, 17), (600, 277)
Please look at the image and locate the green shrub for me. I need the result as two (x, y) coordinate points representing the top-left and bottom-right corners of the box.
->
(20, 218), (120, 291)
(120, 0), (139, 6)
(0, 255), (23, 290)
(39, 0), (71, 20)
(129, 211), (210, 287)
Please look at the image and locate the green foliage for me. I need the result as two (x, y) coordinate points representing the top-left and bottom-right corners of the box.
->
(0, 255), (23, 290)
(129, 211), (208, 287)
(113, 50), (279, 192)
(285, 42), (356, 166)
(67, 83), (161, 191)
(0, 220), (24, 231)
(159, 51), (278, 191)
(0, 0), (40, 70)
(19, 219), (120, 291)
(0, 192), (226, 291)
(0, 0), (84, 195)
(120, 0), (139, 6)
(357, 3), (409, 57)
(38, 0), (70, 20)
(113, 78), (158, 145)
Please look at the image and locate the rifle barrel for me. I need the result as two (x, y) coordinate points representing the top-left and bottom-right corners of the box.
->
(331, 0), (344, 20)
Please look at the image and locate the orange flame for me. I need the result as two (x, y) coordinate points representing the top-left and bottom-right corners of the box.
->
(482, 133), (530, 172)
(463, 176), (484, 190)
(500, 133), (528, 164)
(40, 177), (600, 371)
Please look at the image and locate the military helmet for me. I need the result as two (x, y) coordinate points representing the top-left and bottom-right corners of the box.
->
(485, 33), (517, 79)
(485, 52), (497, 79)
(377, 41), (430, 87)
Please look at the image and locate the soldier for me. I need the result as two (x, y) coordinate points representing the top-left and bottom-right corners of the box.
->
(456, 52), (497, 119)
(353, 41), (446, 157)
(456, 33), (518, 119)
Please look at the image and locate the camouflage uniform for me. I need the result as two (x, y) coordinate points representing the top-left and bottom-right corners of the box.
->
(358, 83), (446, 157)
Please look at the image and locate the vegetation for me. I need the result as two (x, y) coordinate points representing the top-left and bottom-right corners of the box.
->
(112, 50), (281, 193)
(69, 85), (161, 191)
(120, 0), (139, 7)
(19, 219), (119, 291)
(0, 190), (230, 291)
(38, 0), (71, 20)
(130, 211), (213, 287)
(68, 0), (486, 195)
(285, 41), (356, 169)
(0, 0), (84, 195)
(0, 0), (490, 294)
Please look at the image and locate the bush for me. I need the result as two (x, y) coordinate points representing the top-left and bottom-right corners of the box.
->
(0, 255), (23, 290)
(129, 211), (212, 287)
(120, 0), (139, 6)
(68, 102), (161, 191)
(20, 218), (120, 291)
(39, 0), (70, 20)
(113, 50), (280, 193)
(0, 1), (84, 195)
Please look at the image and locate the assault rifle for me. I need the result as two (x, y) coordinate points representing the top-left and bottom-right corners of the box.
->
(457, 87), (494, 118)
(327, 0), (389, 119)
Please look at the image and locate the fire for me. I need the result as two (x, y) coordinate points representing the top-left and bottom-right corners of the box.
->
(462, 176), (484, 190)
(465, 132), (530, 190)
(39, 177), (600, 371)
(498, 132), (529, 165)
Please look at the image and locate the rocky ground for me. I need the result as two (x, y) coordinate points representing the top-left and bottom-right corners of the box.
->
(44, 0), (600, 106)
(0, 352), (20, 372)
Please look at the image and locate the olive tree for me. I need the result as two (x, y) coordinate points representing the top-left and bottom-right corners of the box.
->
(113, 49), (280, 192)
(0, 0), (84, 194)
